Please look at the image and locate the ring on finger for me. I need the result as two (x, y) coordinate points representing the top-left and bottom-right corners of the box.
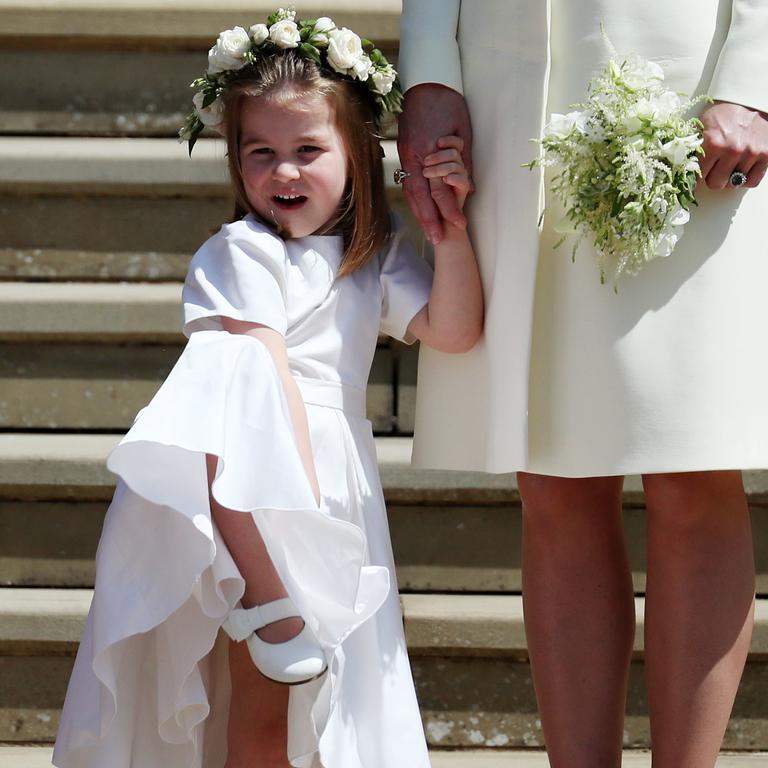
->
(393, 168), (412, 184)
(729, 170), (748, 187)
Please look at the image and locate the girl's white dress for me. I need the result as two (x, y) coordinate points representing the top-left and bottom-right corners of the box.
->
(52, 215), (434, 768)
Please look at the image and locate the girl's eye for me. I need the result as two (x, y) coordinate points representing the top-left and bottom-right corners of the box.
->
(299, 145), (322, 153)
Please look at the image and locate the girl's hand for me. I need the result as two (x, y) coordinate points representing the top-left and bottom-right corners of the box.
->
(421, 135), (472, 215)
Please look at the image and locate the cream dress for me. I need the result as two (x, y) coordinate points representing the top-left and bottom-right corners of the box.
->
(401, 0), (768, 477)
(52, 215), (433, 768)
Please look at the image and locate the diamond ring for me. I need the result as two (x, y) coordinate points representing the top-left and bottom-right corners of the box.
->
(393, 168), (412, 184)
(729, 170), (748, 187)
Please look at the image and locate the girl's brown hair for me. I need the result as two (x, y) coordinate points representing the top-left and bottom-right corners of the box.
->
(223, 51), (390, 277)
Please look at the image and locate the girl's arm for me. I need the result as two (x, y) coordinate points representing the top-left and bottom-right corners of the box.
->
(405, 135), (483, 353)
(219, 317), (321, 506)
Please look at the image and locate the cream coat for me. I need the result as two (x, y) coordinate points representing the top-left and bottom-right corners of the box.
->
(401, 0), (768, 476)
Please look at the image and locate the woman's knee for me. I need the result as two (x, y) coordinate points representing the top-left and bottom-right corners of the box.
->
(642, 470), (745, 515)
(518, 472), (624, 521)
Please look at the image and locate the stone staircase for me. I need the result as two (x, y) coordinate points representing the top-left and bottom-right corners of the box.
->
(1, 2), (767, 765)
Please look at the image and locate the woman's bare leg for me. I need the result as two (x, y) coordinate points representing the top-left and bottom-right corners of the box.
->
(643, 470), (755, 768)
(518, 472), (634, 768)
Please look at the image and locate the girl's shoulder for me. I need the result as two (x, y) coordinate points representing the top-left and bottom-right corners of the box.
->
(192, 214), (287, 270)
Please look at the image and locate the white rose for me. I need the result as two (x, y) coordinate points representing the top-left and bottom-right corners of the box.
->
(250, 24), (269, 45)
(192, 91), (225, 128)
(351, 55), (372, 81)
(327, 27), (365, 73)
(311, 16), (335, 46)
(207, 26), (251, 74)
(269, 19), (300, 49)
(371, 66), (396, 95)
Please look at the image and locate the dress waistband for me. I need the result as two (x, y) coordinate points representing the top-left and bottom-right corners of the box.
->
(295, 378), (367, 419)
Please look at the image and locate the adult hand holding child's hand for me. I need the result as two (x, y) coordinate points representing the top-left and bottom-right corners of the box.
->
(397, 84), (473, 243)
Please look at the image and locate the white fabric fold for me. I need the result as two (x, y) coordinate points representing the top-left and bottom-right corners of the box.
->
(53, 330), (390, 768)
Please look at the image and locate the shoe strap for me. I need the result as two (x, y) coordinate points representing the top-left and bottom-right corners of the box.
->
(222, 598), (298, 642)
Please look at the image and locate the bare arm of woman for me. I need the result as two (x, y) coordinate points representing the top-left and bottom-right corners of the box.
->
(405, 135), (484, 354)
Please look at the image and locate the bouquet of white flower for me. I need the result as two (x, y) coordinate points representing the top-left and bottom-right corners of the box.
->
(529, 31), (710, 286)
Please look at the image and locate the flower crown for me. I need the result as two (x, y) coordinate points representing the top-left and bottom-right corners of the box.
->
(179, 6), (403, 154)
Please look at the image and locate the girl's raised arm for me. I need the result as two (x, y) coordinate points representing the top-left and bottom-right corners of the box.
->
(405, 135), (483, 353)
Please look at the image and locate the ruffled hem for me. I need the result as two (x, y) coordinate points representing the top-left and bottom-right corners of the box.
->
(53, 330), (390, 768)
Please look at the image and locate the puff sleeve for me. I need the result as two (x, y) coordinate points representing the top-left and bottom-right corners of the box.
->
(399, 0), (464, 94)
(709, 0), (768, 114)
(182, 217), (288, 337)
(379, 218), (433, 343)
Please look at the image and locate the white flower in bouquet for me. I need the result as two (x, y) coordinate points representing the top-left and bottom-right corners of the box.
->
(207, 27), (251, 74)
(528, 27), (710, 286)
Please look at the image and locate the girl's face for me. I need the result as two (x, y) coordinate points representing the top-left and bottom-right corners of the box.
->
(238, 93), (349, 238)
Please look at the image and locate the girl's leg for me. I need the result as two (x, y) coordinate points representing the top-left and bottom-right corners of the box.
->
(518, 472), (634, 768)
(643, 470), (755, 768)
(226, 639), (290, 768)
(206, 455), (294, 767)
(207, 454), (302, 643)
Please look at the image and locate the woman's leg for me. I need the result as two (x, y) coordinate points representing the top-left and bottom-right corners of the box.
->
(518, 472), (634, 768)
(206, 455), (294, 767)
(643, 470), (755, 768)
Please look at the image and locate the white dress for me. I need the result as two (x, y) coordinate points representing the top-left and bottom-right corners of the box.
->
(400, 0), (768, 477)
(52, 215), (434, 768)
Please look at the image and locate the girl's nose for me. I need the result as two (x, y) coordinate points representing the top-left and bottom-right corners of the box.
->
(273, 161), (301, 182)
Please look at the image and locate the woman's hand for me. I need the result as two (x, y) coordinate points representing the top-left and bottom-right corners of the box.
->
(700, 101), (768, 189)
(422, 135), (472, 212)
(397, 84), (473, 244)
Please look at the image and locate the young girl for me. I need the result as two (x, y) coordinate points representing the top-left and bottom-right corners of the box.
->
(53, 8), (481, 768)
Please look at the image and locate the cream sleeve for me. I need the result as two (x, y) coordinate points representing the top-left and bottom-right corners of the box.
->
(398, 0), (463, 94)
(709, 0), (768, 114)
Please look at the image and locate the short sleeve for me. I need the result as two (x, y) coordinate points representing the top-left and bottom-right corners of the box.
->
(182, 217), (288, 338)
(379, 217), (433, 344)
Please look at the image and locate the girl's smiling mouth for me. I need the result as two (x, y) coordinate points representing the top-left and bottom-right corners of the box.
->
(273, 193), (308, 209)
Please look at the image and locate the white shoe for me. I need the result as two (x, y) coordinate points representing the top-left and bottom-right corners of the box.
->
(222, 597), (327, 685)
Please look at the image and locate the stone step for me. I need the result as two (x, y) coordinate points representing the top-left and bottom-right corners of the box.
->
(0, 138), (413, 273)
(0, 340), (413, 432)
(0, 1), (400, 138)
(0, 435), (766, 592)
(1, 589), (767, 748)
(0, 746), (764, 768)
